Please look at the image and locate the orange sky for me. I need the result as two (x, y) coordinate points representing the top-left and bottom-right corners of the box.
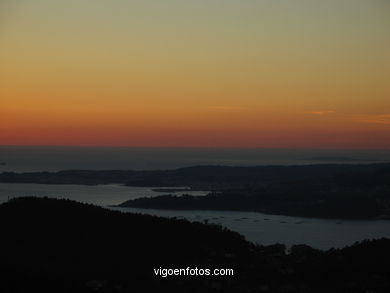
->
(1, 0), (389, 148)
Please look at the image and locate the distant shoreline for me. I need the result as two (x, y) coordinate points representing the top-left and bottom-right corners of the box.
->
(1, 163), (389, 220)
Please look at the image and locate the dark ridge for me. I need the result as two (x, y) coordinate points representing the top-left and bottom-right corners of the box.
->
(301, 156), (375, 162)
(1, 163), (390, 189)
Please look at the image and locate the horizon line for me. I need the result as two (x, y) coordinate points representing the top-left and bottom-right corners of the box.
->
(1, 144), (390, 151)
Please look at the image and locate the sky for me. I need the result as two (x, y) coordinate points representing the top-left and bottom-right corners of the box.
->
(1, 0), (389, 148)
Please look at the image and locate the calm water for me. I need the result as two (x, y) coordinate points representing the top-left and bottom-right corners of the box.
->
(114, 207), (390, 250)
(1, 183), (390, 250)
(1, 146), (390, 172)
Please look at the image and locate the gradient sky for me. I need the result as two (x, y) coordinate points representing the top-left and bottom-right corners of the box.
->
(1, 0), (389, 148)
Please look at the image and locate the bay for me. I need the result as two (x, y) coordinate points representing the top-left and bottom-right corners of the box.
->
(1, 182), (390, 250)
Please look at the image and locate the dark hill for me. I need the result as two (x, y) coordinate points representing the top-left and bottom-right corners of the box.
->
(1, 197), (390, 292)
(0, 197), (252, 292)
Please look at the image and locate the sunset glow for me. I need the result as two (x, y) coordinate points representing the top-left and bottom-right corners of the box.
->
(1, 0), (389, 147)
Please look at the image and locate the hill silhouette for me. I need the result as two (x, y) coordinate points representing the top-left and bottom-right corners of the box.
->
(1, 197), (390, 292)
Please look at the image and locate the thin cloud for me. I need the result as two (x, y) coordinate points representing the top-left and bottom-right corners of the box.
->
(358, 114), (390, 125)
(330, 113), (390, 125)
(208, 106), (247, 111)
(305, 110), (336, 115)
(303, 111), (390, 125)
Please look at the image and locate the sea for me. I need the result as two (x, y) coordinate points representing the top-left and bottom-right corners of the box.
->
(1, 146), (390, 250)
(2, 146), (390, 172)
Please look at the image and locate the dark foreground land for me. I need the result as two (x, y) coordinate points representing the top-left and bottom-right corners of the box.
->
(2, 163), (390, 219)
(1, 197), (390, 293)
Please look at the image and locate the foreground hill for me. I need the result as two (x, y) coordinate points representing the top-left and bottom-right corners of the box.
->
(1, 197), (390, 292)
